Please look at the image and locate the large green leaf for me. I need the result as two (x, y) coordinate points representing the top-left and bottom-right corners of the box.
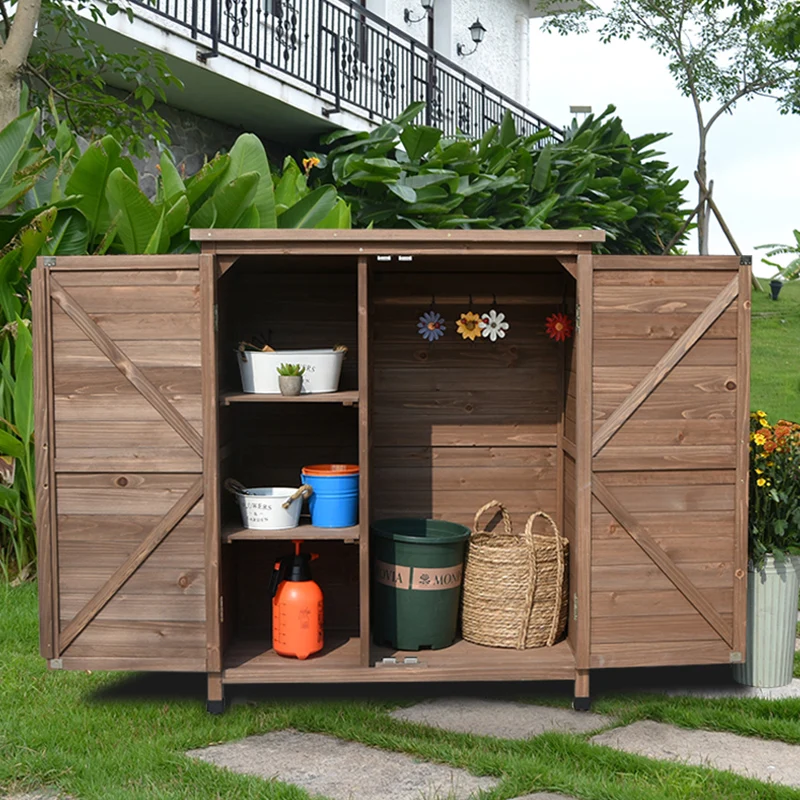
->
(19, 207), (57, 272)
(532, 145), (552, 192)
(400, 125), (442, 161)
(189, 173), (260, 229)
(0, 428), (24, 459)
(14, 319), (33, 446)
(274, 157), (307, 214)
(184, 152), (231, 209)
(316, 198), (351, 229)
(159, 152), (185, 205)
(106, 168), (165, 254)
(0, 109), (40, 196)
(0, 251), (22, 322)
(41, 209), (91, 256)
(219, 134), (276, 227)
(388, 183), (417, 203)
(278, 186), (337, 229)
(163, 195), (190, 238)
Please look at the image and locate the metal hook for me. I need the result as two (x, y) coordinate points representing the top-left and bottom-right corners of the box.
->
(492, 293), (497, 307)
(431, 293), (436, 307)
(469, 293), (473, 307)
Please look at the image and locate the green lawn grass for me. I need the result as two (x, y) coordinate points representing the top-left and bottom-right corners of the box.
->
(751, 280), (800, 422)
(2, 584), (800, 800)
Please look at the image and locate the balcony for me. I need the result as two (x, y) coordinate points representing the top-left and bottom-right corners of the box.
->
(117, 0), (564, 142)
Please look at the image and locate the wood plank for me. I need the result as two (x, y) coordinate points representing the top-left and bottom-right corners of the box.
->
(56, 269), (200, 287)
(54, 394), (203, 423)
(594, 308), (736, 340)
(593, 365), (737, 394)
(591, 640), (733, 668)
(593, 419), (736, 446)
(592, 476), (732, 645)
(593, 613), (732, 643)
(63, 620), (206, 657)
(33, 267), (56, 658)
(372, 424), (558, 448)
(592, 256), (740, 272)
(223, 522), (360, 543)
(373, 341), (556, 369)
(372, 446), (557, 469)
(55, 449), (201, 473)
(58, 539), (205, 570)
(55, 420), (194, 449)
(574, 253), (592, 670)
(57, 656), (206, 671)
(593, 510), (735, 539)
(592, 563), (734, 592)
(358, 255), (370, 668)
(53, 339), (201, 368)
(59, 565), (205, 596)
(733, 262), (751, 655)
(60, 593), (206, 623)
(590, 483), (734, 514)
(592, 276), (738, 455)
(222, 390), (359, 406)
(58, 476), (204, 651)
(593, 286), (734, 313)
(50, 278), (203, 456)
(58, 285), (199, 313)
(372, 368), (557, 394)
(48, 254), (202, 270)
(593, 393), (735, 423)
(592, 588), (733, 618)
(58, 514), (203, 542)
(53, 366), (202, 397)
(593, 445), (737, 472)
(597, 470), (735, 487)
(592, 535), (734, 566)
(52, 308), (201, 341)
(594, 270), (737, 287)
(593, 338), (737, 367)
(201, 252), (219, 675)
(372, 466), (557, 492)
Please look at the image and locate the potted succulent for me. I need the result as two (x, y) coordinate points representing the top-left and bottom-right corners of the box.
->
(733, 411), (800, 687)
(756, 229), (800, 301)
(276, 363), (306, 396)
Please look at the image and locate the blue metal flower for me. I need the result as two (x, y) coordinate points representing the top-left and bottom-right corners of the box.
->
(417, 310), (446, 341)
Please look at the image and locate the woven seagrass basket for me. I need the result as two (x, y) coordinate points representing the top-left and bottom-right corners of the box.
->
(461, 500), (569, 649)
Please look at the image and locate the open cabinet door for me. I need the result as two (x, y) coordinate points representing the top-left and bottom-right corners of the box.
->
(589, 255), (750, 669)
(34, 255), (215, 672)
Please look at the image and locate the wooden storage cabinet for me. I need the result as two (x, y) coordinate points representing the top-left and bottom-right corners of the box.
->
(34, 233), (750, 711)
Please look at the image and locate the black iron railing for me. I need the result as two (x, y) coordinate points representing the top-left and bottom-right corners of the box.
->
(127, 0), (564, 141)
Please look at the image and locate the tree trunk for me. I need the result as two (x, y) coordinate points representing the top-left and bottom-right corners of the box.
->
(697, 131), (708, 255)
(0, 58), (22, 131)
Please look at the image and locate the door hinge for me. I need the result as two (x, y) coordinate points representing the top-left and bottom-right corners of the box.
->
(739, 256), (752, 267)
(213, 305), (218, 332)
(43, 257), (56, 268)
(375, 656), (423, 667)
(729, 651), (743, 663)
(573, 593), (578, 621)
(49, 658), (63, 670)
(575, 304), (581, 333)
(219, 596), (224, 624)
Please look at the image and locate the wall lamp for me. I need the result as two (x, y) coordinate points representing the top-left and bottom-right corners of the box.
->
(404, 0), (434, 24)
(456, 18), (486, 56)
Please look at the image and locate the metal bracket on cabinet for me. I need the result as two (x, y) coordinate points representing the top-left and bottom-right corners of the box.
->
(573, 593), (578, 621)
(375, 656), (425, 668)
(49, 658), (63, 669)
(729, 651), (743, 663)
(43, 257), (56, 268)
(575, 304), (581, 332)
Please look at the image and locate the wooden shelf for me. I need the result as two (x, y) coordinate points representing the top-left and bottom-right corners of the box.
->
(223, 521), (360, 543)
(221, 635), (575, 683)
(221, 390), (358, 406)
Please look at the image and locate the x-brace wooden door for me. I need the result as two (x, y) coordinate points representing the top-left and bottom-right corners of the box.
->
(34, 254), (219, 673)
(588, 255), (750, 669)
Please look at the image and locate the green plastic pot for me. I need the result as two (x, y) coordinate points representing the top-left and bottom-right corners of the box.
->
(371, 518), (470, 651)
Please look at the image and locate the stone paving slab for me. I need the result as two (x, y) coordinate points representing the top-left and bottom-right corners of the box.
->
(591, 720), (800, 788)
(663, 677), (800, 700)
(187, 729), (498, 800)
(390, 698), (614, 739)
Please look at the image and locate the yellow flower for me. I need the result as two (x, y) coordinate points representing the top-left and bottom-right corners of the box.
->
(756, 410), (767, 417)
(759, 418), (770, 428)
(756, 478), (766, 487)
(755, 468), (764, 474)
(456, 311), (483, 341)
(753, 433), (766, 446)
(302, 156), (321, 176)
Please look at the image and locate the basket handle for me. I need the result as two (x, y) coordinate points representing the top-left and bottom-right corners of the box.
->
(517, 511), (566, 649)
(281, 484), (313, 509)
(224, 478), (250, 496)
(472, 500), (513, 539)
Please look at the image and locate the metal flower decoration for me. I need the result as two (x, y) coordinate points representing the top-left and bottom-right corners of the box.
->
(456, 311), (483, 341)
(481, 309), (509, 342)
(545, 312), (574, 342)
(417, 310), (446, 342)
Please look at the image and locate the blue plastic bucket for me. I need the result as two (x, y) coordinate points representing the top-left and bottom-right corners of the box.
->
(301, 464), (359, 528)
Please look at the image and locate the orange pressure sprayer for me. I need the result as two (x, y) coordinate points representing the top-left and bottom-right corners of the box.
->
(269, 540), (323, 660)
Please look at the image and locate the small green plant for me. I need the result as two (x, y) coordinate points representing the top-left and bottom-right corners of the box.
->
(276, 363), (306, 376)
(757, 229), (800, 283)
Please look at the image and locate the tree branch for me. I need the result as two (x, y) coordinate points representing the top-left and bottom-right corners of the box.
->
(0, 0), (11, 41)
(2, 0), (43, 70)
(704, 78), (772, 131)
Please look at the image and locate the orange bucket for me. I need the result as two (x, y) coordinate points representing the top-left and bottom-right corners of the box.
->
(301, 463), (360, 477)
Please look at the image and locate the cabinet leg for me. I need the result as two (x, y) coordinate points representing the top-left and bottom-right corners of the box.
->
(207, 672), (226, 715)
(573, 669), (591, 712)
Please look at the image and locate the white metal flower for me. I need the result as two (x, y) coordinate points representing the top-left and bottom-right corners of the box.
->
(481, 309), (509, 341)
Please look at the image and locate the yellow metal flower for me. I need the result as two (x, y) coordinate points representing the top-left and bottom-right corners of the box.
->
(456, 311), (483, 341)
(753, 433), (766, 446)
(757, 478), (766, 487)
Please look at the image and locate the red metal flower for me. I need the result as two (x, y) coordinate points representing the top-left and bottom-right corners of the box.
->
(545, 312), (574, 342)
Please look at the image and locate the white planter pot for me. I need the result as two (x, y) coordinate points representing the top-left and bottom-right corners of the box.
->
(237, 348), (344, 394)
(230, 486), (306, 530)
(732, 554), (800, 688)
